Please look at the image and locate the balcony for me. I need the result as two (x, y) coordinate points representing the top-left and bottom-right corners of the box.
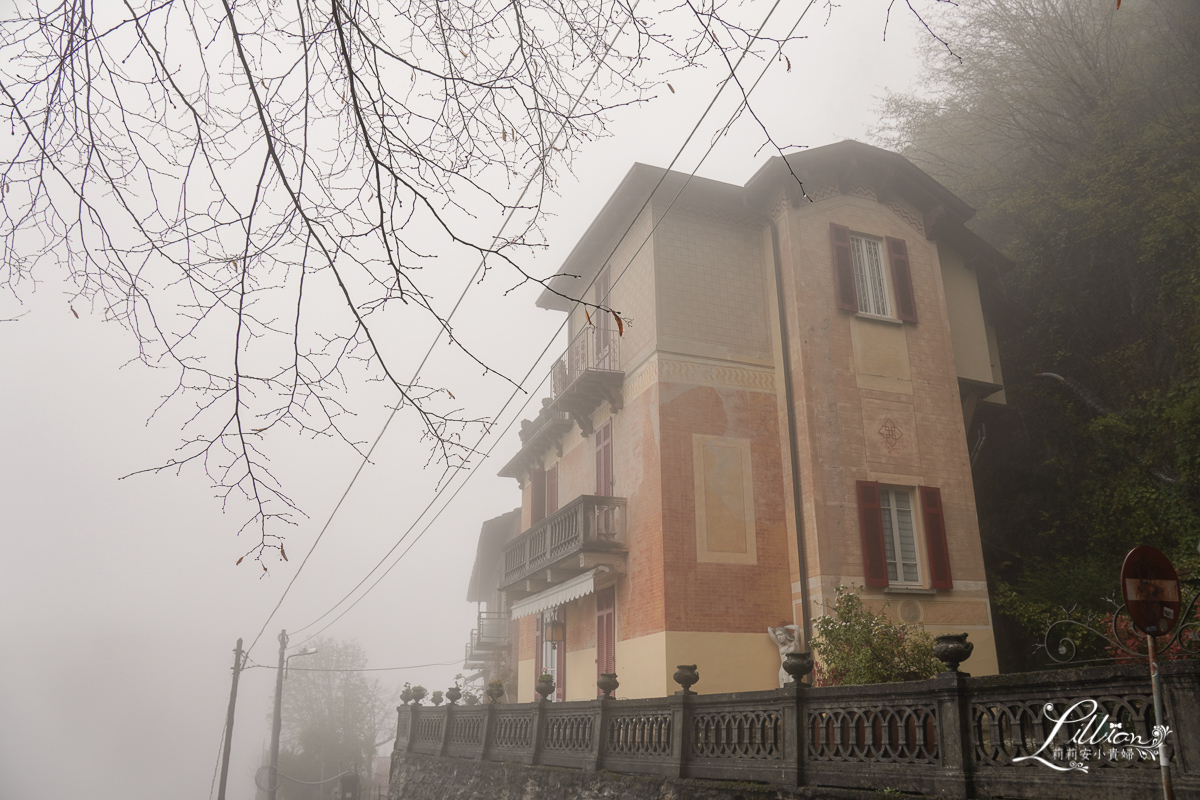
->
(499, 494), (627, 596)
(499, 326), (623, 480)
(462, 640), (487, 671)
(464, 609), (510, 666)
(472, 611), (509, 650)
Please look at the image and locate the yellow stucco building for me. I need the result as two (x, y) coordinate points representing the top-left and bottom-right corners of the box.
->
(464, 141), (1008, 702)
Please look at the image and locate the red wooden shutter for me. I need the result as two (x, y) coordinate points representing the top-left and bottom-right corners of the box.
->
(555, 607), (566, 702)
(530, 467), (546, 524)
(534, 611), (543, 687)
(920, 486), (953, 589)
(886, 237), (918, 323)
(857, 480), (889, 587)
(546, 464), (559, 515)
(830, 223), (858, 312)
(510, 618), (520, 680)
(595, 421), (613, 496)
(596, 586), (616, 692)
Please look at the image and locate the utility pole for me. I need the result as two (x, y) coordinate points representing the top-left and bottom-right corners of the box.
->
(267, 629), (288, 800)
(217, 638), (245, 800)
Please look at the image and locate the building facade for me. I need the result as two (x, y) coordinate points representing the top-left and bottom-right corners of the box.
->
(466, 141), (1007, 702)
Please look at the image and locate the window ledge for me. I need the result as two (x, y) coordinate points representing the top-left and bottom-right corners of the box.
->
(884, 586), (937, 595)
(855, 312), (903, 326)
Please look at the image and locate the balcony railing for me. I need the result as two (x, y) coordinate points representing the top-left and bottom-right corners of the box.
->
(498, 325), (623, 480)
(551, 324), (621, 399)
(394, 660), (1200, 799)
(462, 641), (487, 671)
(475, 611), (509, 648)
(501, 494), (626, 589)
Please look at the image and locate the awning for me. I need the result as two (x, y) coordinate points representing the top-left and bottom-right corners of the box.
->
(510, 569), (600, 619)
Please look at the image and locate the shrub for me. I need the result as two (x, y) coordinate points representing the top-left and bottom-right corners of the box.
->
(811, 586), (941, 686)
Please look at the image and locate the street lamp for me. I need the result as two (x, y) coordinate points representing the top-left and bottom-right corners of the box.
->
(285, 646), (319, 679)
(267, 631), (318, 800)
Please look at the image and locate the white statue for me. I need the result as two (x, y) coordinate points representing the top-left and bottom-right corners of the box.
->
(767, 624), (802, 688)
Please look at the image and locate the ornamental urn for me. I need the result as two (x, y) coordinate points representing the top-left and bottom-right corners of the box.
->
(597, 672), (620, 699)
(782, 651), (814, 684)
(673, 664), (699, 695)
(535, 672), (556, 701)
(933, 633), (974, 673)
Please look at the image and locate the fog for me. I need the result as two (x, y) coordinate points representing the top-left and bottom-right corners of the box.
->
(0, 5), (926, 798)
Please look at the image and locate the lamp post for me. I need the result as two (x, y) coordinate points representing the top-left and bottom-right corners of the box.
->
(267, 631), (318, 800)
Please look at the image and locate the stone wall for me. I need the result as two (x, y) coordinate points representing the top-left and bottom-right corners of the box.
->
(390, 752), (901, 800)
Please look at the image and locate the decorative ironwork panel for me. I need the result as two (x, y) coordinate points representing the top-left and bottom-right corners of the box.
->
(606, 713), (673, 757)
(551, 358), (569, 396)
(447, 713), (484, 747)
(543, 712), (594, 752)
(492, 713), (534, 749)
(1038, 589), (1199, 666)
(807, 705), (939, 765)
(973, 693), (1159, 770)
(551, 326), (622, 400)
(415, 714), (444, 744)
(691, 710), (784, 760)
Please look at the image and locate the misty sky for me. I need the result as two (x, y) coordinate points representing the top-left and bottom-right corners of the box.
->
(0, 4), (930, 798)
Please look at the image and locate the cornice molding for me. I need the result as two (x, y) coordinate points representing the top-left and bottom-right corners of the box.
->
(657, 355), (776, 393)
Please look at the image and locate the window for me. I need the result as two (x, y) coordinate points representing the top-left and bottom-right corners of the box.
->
(530, 467), (546, 525)
(595, 420), (615, 535)
(851, 235), (890, 317)
(595, 419), (613, 496)
(546, 463), (559, 516)
(880, 488), (918, 584)
(830, 223), (918, 322)
(856, 481), (952, 589)
(528, 464), (559, 525)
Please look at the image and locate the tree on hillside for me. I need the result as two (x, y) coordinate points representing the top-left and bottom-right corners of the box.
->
(274, 638), (395, 798)
(877, 0), (1200, 668)
(0, 1), (954, 560)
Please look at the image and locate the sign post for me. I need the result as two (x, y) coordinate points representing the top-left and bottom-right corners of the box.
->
(1121, 546), (1182, 800)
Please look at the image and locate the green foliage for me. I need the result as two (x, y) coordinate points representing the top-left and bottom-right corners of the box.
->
(878, 0), (1200, 668)
(811, 587), (942, 686)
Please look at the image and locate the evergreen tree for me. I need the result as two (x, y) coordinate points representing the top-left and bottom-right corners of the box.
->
(878, 0), (1200, 669)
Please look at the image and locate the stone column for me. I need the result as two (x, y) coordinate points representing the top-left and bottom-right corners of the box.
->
(932, 670), (974, 799)
(438, 704), (452, 757)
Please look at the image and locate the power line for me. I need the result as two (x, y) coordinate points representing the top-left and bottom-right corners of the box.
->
(291, 366), (557, 645)
(242, 658), (463, 672)
(289, 0), (809, 641)
(242, 0), (646, 660)
(208, 719), (227, 800)
(286, 0), (812, 642)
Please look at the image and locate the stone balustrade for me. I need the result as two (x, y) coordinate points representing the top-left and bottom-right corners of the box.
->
(394, 660), (1200, 800)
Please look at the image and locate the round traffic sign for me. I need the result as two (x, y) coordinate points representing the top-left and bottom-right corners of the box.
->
(1120, 546), (1182, 636)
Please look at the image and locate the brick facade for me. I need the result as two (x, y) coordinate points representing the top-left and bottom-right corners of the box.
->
(473, 141), (1008, 701)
